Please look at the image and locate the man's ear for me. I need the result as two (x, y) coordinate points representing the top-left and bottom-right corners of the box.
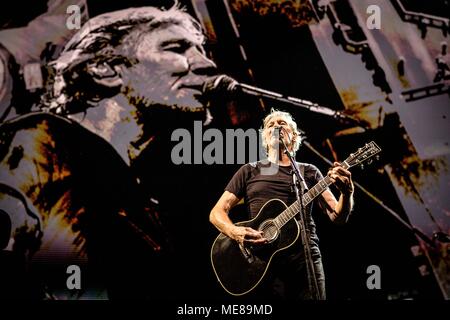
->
(292, 132), (300, 148)
(294, 132), (304, 148)
(87, 62), (123, 88)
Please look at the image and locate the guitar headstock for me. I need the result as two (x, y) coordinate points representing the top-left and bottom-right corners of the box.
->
(343, 141), (381, 169)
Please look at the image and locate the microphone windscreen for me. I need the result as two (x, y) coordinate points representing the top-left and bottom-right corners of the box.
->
(202, 75), (237, 96)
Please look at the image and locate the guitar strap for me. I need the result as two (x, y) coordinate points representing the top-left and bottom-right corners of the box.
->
(297, 162), (310, 242)
(299, 163), (305, 186)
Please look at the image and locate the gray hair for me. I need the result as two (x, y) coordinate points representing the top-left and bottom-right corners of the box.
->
(41, 5), (204, 114)
(261, 108), (302, 154)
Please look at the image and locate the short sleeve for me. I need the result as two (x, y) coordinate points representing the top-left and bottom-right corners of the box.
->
(312, 164), (325, 184)
(301, 163), (325, 189)
(224, 164), (250, 199)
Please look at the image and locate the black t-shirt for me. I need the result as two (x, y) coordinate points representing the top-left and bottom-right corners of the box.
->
(225, 160), (327, 245)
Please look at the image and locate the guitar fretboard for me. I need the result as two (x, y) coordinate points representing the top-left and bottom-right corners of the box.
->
(273, 162), (349, 229)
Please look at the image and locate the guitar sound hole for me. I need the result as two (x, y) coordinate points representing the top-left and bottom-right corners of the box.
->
(259, 220), (279, 242)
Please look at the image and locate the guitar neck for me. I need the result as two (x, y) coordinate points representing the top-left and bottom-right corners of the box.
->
(269, 141), (381, 229)
(274, 163), (348, 228)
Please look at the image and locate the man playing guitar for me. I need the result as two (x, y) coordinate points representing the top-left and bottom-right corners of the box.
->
(209, 109), (354, 300)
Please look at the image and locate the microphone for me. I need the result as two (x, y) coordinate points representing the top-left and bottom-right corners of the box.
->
(273, 125), (282, 131)
(203, 74), (288, 100)
(202, 75), (367, 128)
(273, 126), (284, 138)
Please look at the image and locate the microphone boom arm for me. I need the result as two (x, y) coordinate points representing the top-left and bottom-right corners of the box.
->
(238, 83), (360, 125)
(204, 75), (365, 128)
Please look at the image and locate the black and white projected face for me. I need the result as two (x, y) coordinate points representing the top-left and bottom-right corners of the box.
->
(120, 22), (217, 111)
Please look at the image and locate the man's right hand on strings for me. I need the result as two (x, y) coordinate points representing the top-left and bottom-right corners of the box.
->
(229, 226), (267, 246)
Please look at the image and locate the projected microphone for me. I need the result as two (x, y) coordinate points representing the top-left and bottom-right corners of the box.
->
(202, 75), (238, 96)
(202, 75), (366, 128)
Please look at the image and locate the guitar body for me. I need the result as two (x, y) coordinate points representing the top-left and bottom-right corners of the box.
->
(210, 198), (300, 296)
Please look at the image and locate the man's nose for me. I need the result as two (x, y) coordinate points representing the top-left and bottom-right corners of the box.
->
(187, 47), (217, 75)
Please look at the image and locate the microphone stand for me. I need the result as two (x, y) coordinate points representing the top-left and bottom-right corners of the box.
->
(278, 133), (321, 300)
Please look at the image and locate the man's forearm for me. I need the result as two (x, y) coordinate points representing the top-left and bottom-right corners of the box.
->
(334, 192), (354, 224)
(210, 208), (235, 237)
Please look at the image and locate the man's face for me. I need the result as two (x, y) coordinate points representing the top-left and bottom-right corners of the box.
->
(263, 115), (296, 152)
(120, 22), (217, 111)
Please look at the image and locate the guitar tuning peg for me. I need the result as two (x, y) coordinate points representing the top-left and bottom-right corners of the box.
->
(375, 155), (380, 161)
(360, 163), (365, 170)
